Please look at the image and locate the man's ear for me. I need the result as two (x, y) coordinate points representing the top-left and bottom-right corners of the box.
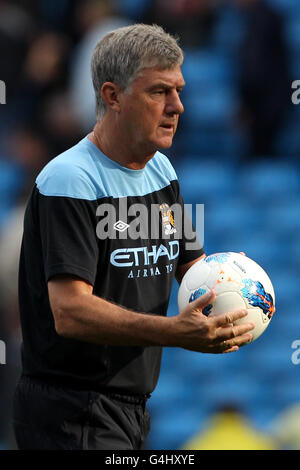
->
(101, 82), (121, 113)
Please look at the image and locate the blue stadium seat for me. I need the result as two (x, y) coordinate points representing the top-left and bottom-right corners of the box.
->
(208, 230), (282, 272)
(264, 199), (300, 237)
(182, 86), (239, 128)
(268, 312), (300, 355)
(272, 376), (300, 409)
(288, 238), (300, 269)
(212, 5), (246, 53)
(182, 50), (235, 88)
(204, 375), (263, 404)
(147, 406), (207, 450)
(0, 160), (24, 230)
(239, 161), (300, 203)
(275, 108), (300, 157)
(169, 349), (230, 382)
(205, 198), (264, 236)
(272, 268), (300, 303)
(0, 160), (23, 204)
(266, 0), (300, 15)
(174, 129), (249, 158)
(176, 158), (236, 204)
(284, 16), (300, 53)
(149, 371), (194, 413)
(180, 49), (239, 128)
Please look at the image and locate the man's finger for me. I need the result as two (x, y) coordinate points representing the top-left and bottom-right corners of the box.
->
(223, 345), (239, 354)
(216, 322), (255, 341)
(222, 333), (253, 350)
(212, 309), (248, 327)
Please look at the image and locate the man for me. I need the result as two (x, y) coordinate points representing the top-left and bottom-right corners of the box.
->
(13, 24), (254, 450)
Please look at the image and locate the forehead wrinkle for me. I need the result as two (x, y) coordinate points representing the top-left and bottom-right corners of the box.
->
(124, 66), (185, 98)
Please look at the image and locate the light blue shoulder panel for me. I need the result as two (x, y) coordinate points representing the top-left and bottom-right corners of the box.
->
(36, 137), (178, 200)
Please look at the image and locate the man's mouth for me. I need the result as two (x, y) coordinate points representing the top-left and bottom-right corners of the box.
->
(159, 123), (174, 130)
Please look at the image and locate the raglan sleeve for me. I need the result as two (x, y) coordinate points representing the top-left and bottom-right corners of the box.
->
(37, 164), (99, 285)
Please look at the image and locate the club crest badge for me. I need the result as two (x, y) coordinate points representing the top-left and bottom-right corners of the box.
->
(159, 203), (177, 236)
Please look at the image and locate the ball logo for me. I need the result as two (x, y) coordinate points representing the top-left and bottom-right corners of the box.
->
(205, 253), (229, 264)
(189, 288), (212, 316)
(240, 279), (275, 319)
(189, 288), (206, 302)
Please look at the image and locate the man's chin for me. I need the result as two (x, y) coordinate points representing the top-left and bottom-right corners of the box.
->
(156, 137), (174, 150)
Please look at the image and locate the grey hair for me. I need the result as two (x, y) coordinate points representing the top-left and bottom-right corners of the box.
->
(91, 23), (184, 120)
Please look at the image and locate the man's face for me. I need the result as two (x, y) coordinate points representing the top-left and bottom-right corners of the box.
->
(118, 65), (185, 155)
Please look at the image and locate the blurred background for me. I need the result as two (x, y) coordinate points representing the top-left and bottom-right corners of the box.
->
(0, 0), (300, 450)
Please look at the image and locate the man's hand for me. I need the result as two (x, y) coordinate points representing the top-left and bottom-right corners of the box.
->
(171, 289), (254, 354)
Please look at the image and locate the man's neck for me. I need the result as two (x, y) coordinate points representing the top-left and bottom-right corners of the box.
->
(89, 117), (155, 170)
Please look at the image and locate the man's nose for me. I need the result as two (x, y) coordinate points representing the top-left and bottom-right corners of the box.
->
(165, 91), (184, 115)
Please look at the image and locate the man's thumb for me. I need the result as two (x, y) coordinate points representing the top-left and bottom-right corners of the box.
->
(191, 289), (216, 310)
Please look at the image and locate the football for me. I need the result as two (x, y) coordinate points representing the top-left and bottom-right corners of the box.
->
(178, 252), (275, 343)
